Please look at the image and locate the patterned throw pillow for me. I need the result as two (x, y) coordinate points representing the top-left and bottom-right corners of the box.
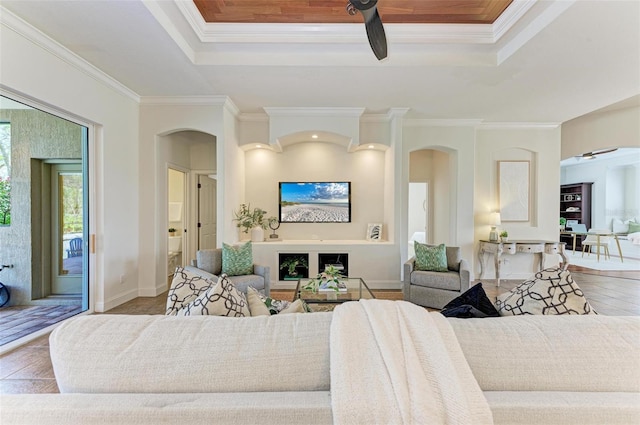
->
(166, 266), (216, 315)
(177, 274), (250, 317)
(221, 242), (253, 276)
(246, 286), (310, 316)
(495, 267), (596, 316)
(414, 242), (448, 272)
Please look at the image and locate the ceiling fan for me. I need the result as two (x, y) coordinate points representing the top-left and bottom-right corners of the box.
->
(346, 0), (388, 60)
(576, 148), (618, 160)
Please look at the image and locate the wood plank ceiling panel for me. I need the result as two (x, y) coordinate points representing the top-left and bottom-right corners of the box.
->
(193, 0), (513, 24)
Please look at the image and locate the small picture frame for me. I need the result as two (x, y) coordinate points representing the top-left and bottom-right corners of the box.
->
(366, 223), (382, 241)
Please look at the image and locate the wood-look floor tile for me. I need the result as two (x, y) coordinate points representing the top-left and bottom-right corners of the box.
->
(0, 379), (59, 394)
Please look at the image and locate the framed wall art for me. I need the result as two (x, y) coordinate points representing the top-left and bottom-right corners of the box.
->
(366, 223), (382, 241)
(498, 160), (530, 222)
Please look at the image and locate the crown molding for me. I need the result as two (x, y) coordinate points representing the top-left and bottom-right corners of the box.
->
(478, 122), (560, 129)
(0, 6), (139, 102)
(139, 95), (231, 106)
(142, 0), (196, 63)
(404, 119), (484, 127)
(238, 113), (269, 122)
(175, 0), (530, 46)
(264, 107), (365, 117)
(492, 0), (537, 41)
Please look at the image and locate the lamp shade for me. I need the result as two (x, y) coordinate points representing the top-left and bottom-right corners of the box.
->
(489, 212), (501, 226)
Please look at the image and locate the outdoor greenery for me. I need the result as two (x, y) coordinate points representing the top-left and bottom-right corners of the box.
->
(0, 177), (10, 225)
(62, 174), (83, 234)
(0, 123), (11, 225)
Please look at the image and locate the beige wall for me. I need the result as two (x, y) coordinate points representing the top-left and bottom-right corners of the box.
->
(562, 105), (640, 159)
(245, 141), (386, 241)
(475, 126), (561, 279)
(138, 101), (233, 297)
(402, 125), (476, 267)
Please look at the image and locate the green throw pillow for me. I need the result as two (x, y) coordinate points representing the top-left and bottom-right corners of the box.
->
(414, 242), (448, 272)
(628, 221), (640, 234)
(222, 242), (253, 276)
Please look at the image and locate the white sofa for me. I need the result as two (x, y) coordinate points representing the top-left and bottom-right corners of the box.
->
(2, 302), (639, 425)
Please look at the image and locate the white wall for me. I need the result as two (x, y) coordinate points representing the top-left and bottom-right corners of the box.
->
(1, 17), (140, 312)
(138, 100), (238, 296)
(245, 142), (386, 241)
(475, 126), (561, 279)
(402, 124), (476, 270)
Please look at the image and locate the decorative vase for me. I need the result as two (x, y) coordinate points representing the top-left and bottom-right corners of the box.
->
(250, 226), (264, 242)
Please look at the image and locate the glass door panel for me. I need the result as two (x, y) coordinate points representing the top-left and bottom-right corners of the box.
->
(52, 164), (83, 294)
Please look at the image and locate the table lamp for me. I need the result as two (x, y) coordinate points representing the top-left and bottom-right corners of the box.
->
(489, 212), (501, 242)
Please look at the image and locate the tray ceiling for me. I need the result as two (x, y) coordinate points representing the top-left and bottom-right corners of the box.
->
(193, 0), (512, 24)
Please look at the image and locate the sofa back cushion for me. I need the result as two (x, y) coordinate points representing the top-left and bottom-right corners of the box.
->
(196, 249), (223, 275)
(449, 315), (640, 392)
(51, 313), (332, 394)
(445, 246), (461, 272)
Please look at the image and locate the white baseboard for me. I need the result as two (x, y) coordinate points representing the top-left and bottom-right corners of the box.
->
(97, 288), (138, 312)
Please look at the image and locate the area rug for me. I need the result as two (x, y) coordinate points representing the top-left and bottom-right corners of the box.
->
(566, 252), (640, 271)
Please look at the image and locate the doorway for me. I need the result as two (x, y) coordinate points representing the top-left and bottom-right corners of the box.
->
(408, 182), (429, 258)
(51, 163), (84, 295)
(168, 167), (186, 278)
(197, 174), (217, 250)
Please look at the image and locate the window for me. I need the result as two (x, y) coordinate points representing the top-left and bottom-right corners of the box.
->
(0, 122), (10, 225)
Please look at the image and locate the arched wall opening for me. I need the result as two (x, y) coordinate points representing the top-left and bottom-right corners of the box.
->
(156, 130), (216, 288)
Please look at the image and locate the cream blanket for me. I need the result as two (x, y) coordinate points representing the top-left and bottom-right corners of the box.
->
(330, 300), (493, 425)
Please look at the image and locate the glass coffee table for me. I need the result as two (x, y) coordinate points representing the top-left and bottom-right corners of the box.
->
(294, 277), (375, 310)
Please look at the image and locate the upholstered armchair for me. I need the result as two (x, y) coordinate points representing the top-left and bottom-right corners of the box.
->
(403, 246), (471, 309)
(186, 248), (270, 296)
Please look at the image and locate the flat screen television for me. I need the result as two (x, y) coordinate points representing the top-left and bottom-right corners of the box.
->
(279, 182), (351, 223)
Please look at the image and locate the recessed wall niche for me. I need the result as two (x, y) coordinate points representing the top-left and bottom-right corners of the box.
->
(318, 253), (349, 277)
(278, 253), (309, 281)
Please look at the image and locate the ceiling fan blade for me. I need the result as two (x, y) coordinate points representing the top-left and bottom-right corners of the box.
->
(348, 0), (388, 60)
(361, 7), (387, 60)
(592, 148), (618, 156)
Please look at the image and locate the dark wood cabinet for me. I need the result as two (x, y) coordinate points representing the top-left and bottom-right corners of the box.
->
(560, 182), (592, 250)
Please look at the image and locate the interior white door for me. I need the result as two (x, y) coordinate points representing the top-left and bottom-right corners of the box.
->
(408, 182), (428, 257)
(198, 174), (217, 250)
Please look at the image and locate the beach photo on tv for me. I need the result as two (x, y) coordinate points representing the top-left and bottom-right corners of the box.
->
(279, 182), (351, 223)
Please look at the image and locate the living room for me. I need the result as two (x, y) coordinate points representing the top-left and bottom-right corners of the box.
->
(1, 1), (639, 422)
(0, 0), (638, 314)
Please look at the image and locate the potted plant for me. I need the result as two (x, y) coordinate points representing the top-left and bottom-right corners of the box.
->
(233, 203), (268, 241)
(559, 217), (567, 231)
(279, 256), (308, 278)
(303, 264), (346, 293)
(499, 230), (509, 242)
(168, 227), (176, 236)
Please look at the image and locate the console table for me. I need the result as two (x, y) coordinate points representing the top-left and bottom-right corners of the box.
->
(478, 240), (568, 287)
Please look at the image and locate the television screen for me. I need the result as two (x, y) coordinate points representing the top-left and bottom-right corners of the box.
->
(279, 182), (351, 223)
